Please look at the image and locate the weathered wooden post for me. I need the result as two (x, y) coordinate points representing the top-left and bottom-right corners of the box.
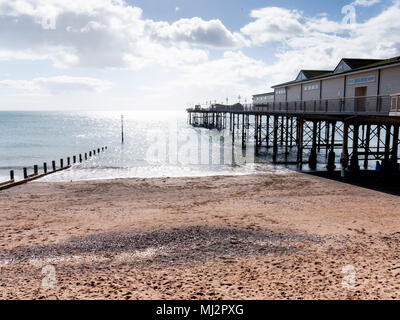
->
(85, 153), (88, 160)
(327, 122), (337, 172)
(273, 115), (279, 162)
(209, 136), (213, 165)
(364, 124), (371, 170)
(383, 124), (392, 172)
(89, 151), (92, 157)
(52, 161), (56, 172)
(391, 124), (399, 171)
(67, 157), (70, 166)
(79, 154), (82, 163)
(341, 122), (349, 171)
(60, 159), (64, 169)
(93, 150), (96, 156)
(349, 124), (360, 172)
(255, 115), (259, 155)
(44, 162), (48, 174)
(73, 156), (76, 164)
(241, 114), (245, 149)
(297, 118), (304, 167)
(34, 165), (38, 176)
(285, 117), (289, 156)
(10, 170), (14, 181)
(308, 121), (318, 170)
(266, 116), (270, 148)
(23, 167), (28, 179)
(220, 136), (225, 165)
(121, 115), (124, 144)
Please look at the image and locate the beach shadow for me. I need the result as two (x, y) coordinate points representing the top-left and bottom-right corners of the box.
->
(305, 170), (400, 196)
(0, 226), (321, 267)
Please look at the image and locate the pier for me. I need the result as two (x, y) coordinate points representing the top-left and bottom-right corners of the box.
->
(187, 95), (400, 174)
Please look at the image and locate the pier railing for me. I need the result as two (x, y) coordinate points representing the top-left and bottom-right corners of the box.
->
(188, 95), (399, 116)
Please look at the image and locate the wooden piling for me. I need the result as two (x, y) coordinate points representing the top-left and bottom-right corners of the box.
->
(327, 122), (336, 172)
(341, 122), (349, 170)
(73, 156), (76, 164)
(308, 121), (318, 170)
(273, 115), (279, 162)
(23, 167), (28, 179)
(220, 136), (225, 165)
(241, 113), (245, 149)
(10, 170), (14, 181)
(34, 165), (38, 176)
(44, 162), (47, 174)
(383, 124), (392, 171)
(297, 118), (304, 167)
(79, 154), (83, 163)
(391, 124), (399, 171)
(285, 116), (289, 156)
(364, 124), (371, 170)
(52, 161), (56, 172)
(60, 159), (64, 169)
(350, 124), (360, 172)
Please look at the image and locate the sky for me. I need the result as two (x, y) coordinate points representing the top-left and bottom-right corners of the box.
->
(0, 0), (399, 111)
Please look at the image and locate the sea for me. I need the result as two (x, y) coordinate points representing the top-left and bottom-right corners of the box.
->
(0, 111), (297, 183)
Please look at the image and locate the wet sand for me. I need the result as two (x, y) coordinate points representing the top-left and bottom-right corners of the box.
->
(0, 172), (399, 300)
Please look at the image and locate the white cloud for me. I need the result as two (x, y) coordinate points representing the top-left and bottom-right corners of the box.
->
(241, 7), (305, 44)
(148, 17), (248, 49)
(0, 0), (242, 69)
(239, 2), (400, 80)
(352, 0), (381, 7)
(0, 76), (112, 94)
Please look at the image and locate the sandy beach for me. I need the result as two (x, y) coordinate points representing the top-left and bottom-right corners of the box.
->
(0, 171), (399, 300)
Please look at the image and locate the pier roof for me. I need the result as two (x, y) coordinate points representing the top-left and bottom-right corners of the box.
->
(272, 56), (400, 88)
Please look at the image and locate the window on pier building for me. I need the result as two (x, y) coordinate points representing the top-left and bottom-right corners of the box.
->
(304, 84), (319, 91)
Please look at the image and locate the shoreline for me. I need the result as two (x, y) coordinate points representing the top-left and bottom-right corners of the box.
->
(1, 172), (399, 299)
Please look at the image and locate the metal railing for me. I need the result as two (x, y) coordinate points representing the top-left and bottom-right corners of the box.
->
(188, 95), (397, 115)
(391, 94), (400, 113)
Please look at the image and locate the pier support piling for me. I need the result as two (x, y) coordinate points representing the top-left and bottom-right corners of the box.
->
(327, 122), (337, 172)
(350, 124), (360, 172)
(297, 118), (304, 167)
(273, 115), (279, 162)
(308, 120), (318, 170)
(341, 122), (349, 170)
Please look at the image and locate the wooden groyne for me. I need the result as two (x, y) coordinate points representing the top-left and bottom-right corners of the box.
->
(0, 146), (108, 191)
